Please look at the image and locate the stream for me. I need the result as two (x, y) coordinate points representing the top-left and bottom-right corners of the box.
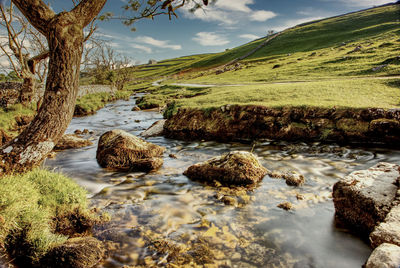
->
(39, 96), (400, 267)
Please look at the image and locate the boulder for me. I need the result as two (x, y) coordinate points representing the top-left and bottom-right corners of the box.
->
(140, 120), (166, 138)
(184, 151), (268, 186)
(96, 129), (165, 172)
(370, 203), (400, 248)
(132, 106), (141, 111)
(332, 162), (400, 236)
(365, 243), (400, 268)
(42, 237), (105, 268)
(54, 134), (93, 150)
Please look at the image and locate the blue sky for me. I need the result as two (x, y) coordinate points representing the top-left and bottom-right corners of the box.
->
(5, 0), (398, 64)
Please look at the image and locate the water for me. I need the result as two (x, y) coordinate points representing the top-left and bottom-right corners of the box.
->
(32, 96), (400, 267)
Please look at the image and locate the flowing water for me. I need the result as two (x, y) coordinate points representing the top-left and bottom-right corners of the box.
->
(38, 96), (400, 267)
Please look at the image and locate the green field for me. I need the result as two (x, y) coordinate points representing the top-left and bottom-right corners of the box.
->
(128, 4), (400, 111)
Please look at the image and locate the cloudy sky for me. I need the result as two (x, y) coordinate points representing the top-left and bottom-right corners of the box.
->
(1, 0), (397, 65)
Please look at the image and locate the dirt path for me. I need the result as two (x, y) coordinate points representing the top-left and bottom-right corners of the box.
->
(170, 75), (400, 88)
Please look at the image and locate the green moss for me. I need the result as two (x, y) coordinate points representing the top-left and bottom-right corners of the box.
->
(336, 118), (370, 133)
(0, 169), (98, 264)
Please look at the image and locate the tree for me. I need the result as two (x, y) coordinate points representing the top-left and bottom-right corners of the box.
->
(0, 0), (209, 175)
(0, 2), (49, 104)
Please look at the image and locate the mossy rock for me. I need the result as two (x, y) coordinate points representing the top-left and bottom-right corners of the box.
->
(184, 151), (268, 186)
(96, 129), (165, 172)
(41, 237), (105, 268)
(336, 118), (369, 134)
(54, 134), (93, 151)
(370, 118), (400, 135)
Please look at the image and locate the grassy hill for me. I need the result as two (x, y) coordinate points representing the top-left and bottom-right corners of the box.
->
(129, 3), (400, 110)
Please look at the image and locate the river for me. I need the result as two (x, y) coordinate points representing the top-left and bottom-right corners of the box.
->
(40, 96), (400, 267)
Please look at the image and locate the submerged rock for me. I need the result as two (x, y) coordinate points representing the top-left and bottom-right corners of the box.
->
(54, 134), (93, 150)
(42, 237), (105, 268)
(333, 162), (400, 236)
(365, 243), (400, 268)
(184, 151), (268, 186)
(277, 202), (293, 211)
(96, 129), (165, 172)
(269, 170), (305, 186)
(140, 120), (166, 138)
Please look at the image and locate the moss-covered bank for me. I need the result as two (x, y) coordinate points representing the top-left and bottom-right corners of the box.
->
(164, 105), (400, 146)
(0, 169), (105, 267)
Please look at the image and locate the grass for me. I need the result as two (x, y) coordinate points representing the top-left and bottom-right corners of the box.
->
(183, 4), (400, 70)
(0, 169), (97, 264)
(74, 90), (132, 115)
(0, 103), (36, 136)
(162, 77), (400, 111)
(136, 85), (211, 109)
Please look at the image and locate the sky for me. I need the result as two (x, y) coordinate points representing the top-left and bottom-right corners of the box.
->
(1, 0), (397, 66)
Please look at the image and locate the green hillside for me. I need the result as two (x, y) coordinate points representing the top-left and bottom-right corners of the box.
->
(187, 3), (400, 69)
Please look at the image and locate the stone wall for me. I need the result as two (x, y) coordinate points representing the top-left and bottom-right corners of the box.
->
(0, 82), (21, 108)
(164, 105), (400, 146)
(0, 83), (115, 109)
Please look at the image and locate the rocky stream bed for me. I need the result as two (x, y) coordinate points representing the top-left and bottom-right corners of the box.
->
(2, 95), (400, 267)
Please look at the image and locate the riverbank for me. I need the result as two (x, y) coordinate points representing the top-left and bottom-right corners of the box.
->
(0, 169), (106, 267)
(164, 105), (400, 146)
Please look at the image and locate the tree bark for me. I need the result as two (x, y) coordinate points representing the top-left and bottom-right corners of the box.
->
(0, 0), (106, 174)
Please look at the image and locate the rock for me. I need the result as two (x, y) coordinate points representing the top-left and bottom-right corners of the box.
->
(365, 243), (400, 268)
(372, 64), (388, 72)
(370, 204), (400, 248)
(347, 45), (362, 54)
(268, 171), (305, 186)
(41, 237), (105, 268)
(277, 202), (293, 210)
(74, 129), (83, 135)
(134, 120), (141, 123)
(184, 151), (268, 186)
(132, 106), (141, 111)
(140, 120), (166, 138)
(96, 129), (165, 172)
(54, 134), (93, 150)
(169, 153), (178, 159)
(332, 162), (400, 236)
(272, 64), (281, 69)
(221, 196), (237, 206)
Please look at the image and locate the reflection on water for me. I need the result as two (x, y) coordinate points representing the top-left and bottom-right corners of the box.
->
(40, 96), (400, 267)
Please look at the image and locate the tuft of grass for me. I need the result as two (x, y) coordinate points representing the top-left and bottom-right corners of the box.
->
(0, 169), (96, 264)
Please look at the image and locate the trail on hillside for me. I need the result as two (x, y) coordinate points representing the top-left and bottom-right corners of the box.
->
(170, 75), (400, 88)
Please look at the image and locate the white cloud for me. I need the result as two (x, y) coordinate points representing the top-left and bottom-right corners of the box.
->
(181, 0), (277, 26)
(215, 0), (253, 13)
(239, 34), (260, 40)
(273, 16), (325, 32)
(345, 0), (394, 7)
(134, 36), (182, 50)
(131, 44), (152, 54)
(193, 32), (230, 46)
(250, 10), (277, 22)
(324, 0), (394, 7)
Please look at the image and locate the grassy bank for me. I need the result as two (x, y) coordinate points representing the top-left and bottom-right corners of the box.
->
(156, 78), (400, 117)
(0, 169), (100, 265)
(74, 90), (132, 116)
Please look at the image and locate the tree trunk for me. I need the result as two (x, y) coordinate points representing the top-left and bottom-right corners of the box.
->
(0, 13), (84, 174)
(19, 72), (36, 105)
